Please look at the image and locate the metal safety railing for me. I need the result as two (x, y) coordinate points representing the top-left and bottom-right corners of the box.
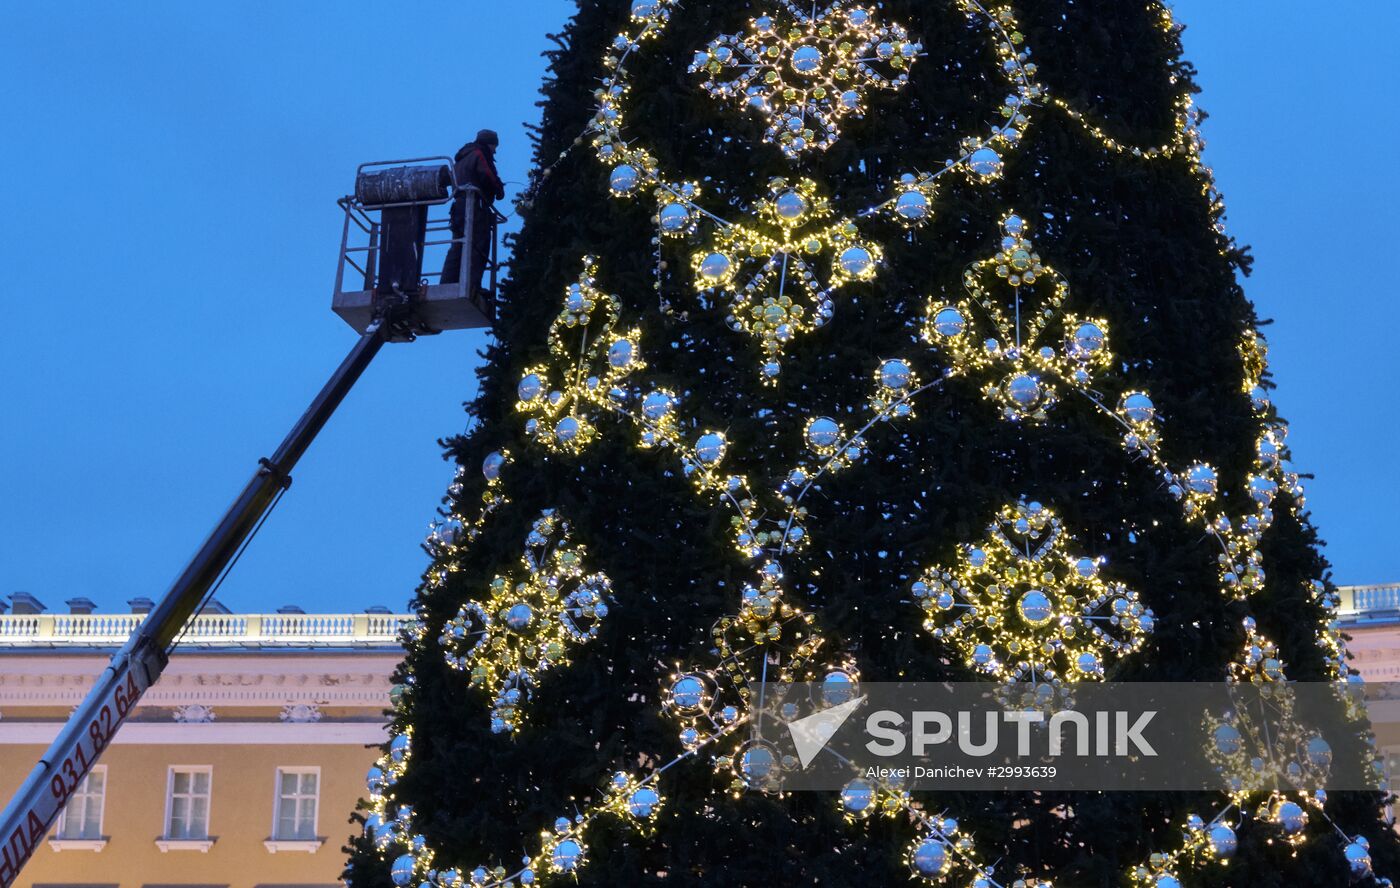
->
(0, 612), (413, 648)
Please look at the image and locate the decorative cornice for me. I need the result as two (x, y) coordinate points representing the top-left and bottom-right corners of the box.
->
(0, 652), (400, 709)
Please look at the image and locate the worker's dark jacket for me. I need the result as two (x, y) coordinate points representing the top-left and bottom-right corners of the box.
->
(449, 142), (505, 235)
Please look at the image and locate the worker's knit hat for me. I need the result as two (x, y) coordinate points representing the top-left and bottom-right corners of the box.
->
(476, 129), (500, 147)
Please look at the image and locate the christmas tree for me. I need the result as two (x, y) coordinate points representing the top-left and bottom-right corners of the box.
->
(346, 1), (1398, 885)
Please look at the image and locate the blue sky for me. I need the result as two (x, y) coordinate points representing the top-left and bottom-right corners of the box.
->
(0, 2), (1395, 617)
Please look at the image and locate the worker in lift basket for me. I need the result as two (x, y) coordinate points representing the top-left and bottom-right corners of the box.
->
(442, 128), (505, 315)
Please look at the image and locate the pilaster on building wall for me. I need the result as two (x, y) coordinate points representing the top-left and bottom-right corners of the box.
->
(0, 595), (407, 888)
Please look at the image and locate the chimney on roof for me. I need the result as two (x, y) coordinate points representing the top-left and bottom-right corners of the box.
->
(128, 597), (154, 614)
(364, 605), (392, 615)
(66, 597), (98, 615)
(10, 592), (47, 615)
(277, 604), (306, 614)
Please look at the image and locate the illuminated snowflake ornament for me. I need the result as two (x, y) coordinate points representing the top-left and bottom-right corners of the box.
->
(439, 511), (613, 734)
(690, 2), (920, 158)
(515, 258), (644, 451)
(912, 500), (1153, 691)
(924, 214), (1112, 422)
(693, 177), (880, 381)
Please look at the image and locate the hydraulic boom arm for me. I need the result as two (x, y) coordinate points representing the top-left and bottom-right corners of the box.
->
(0, 320), (391, 885)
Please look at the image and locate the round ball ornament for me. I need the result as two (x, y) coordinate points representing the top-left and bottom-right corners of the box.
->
(642, 391), (674, 421)
(1273, 799), (1307, 835)
(1018, 590), (1053, 626)
(775, 189), (808, 220)
(695, 432), (726, 464)
(699, 252), (732, 283)
(367, 766), (387, 792)
(482, 451), (506, 481)
(628, 787), (660, 818)
(932, 306), (967, 338)
(1006, 373), (1042, 409)
(1119, 392), (1155, 424)
(1306, 735), (1333, 770)
(1206, 823), (1238, 859)
(909, 837), (950, 877)
(737, 741), (778, 786)
(895, 190), (930, 221)
(389, 683), (408, 707)
(805, 417), (841, 451)
(608, 339), (635, 369)
(839, 245), (873, 277)
(609, 164), (640, 194)
(670, 674), (707, 711)
(1075, 651), (1101, 676)
(518, 373), (543, 402)
(790, 45), (823, 75)
(1069, 322), (1105, 356)
(1185, 463), (1218, 496)
(555, 416), (581, 444)
(550, 838), (584, 873)
(505, 603), (533, 630)
(822, 669), (857, 705)
(840, 778), (874, 814)
(968, 147), (1002, 178)
(391, 854), (416, 886)
(1345, 838), (1372, 878)
(1213, 723), (1243, 756)
(659, 202), (690, 231)
(880, 359), (913, 390)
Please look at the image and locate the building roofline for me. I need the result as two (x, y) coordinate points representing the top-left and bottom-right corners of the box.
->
(0, 611), (414, 651)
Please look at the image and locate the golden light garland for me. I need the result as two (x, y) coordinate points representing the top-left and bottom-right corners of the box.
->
(439, 511), (613, 734)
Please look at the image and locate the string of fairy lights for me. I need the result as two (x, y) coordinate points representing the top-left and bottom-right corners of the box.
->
(361, 2), (1392, 887)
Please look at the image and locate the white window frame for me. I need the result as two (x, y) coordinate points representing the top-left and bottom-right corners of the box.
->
(156, 765), (215, 852)
(48, 765), (108, 852)
(264, 766), (324, 852)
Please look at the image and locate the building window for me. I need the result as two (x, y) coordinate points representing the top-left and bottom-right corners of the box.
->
(273, 768), (319, 840)
(164, 767), (212, 839)
(55, 766), (106, 839)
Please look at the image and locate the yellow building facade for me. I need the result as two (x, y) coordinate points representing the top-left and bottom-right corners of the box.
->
(0, 600), (406, 888)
